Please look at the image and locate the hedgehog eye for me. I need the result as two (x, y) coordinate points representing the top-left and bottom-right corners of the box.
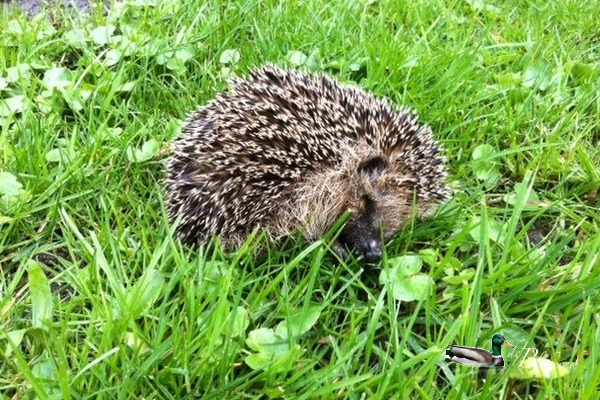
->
(357, 155), (387, 175)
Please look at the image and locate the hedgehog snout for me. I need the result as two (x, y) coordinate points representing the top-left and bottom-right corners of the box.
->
(338, 211), (383, 263)
(358, 239), (382, 263)
(339, 229), (383, 263)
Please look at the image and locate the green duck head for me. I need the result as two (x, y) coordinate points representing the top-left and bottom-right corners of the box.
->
(491, 333), (514, 356)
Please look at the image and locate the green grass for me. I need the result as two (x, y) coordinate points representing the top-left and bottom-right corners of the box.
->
(1, 0), (599, 398)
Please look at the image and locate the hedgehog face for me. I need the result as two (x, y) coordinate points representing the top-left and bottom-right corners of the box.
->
(338, 195), (383, 262)
(338, 154), (418, 262)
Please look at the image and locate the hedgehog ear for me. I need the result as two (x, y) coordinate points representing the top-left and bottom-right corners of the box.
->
(357, 155), (388, 175)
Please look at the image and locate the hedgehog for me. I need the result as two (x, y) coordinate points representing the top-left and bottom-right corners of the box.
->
(165, 66), (450, 262)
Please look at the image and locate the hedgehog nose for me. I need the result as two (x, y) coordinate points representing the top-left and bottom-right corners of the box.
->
(361, 239), (382, 263)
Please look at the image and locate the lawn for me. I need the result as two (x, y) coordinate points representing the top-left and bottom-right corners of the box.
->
(1, 0), (599, 398)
